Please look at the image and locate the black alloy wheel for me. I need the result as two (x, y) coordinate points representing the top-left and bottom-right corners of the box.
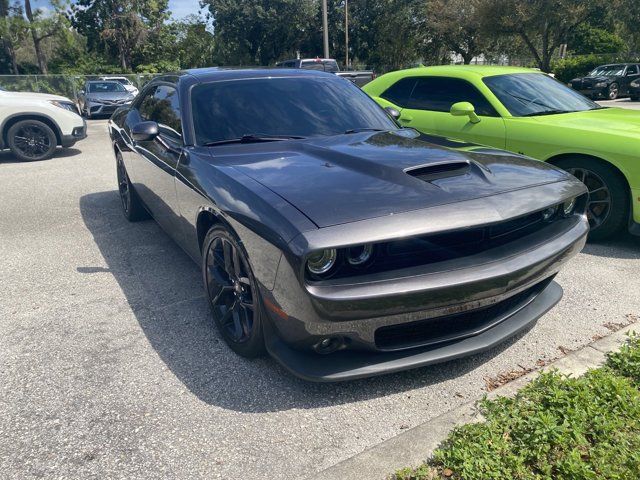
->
(607, 83), (619, 100)
(203, 226), (265, 357)
(116, 152), (148, 221)
(7, 120), (57, 161)
(555, 157), (629, 241)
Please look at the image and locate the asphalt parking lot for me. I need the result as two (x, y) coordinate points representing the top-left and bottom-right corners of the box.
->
(1, 116), (640, 480)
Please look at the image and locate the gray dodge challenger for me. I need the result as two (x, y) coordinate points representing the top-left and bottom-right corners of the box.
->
(108, 68), (588, 381)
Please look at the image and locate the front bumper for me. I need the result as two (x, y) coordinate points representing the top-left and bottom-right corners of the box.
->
(265, 280), (563, 381)
(261, 180), (588, 381)
(61, 120), (87, 147)
(87, 101), (132, 117)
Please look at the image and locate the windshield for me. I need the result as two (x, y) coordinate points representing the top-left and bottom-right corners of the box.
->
(300, 60), (339, 72)
(191, 76), (397, 145)
(589, 65), (625, 77)
(483, 73), (600, 117)
(88, 82), (126, 93)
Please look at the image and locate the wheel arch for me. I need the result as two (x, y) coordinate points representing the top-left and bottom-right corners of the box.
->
(1, 112), (63, 148)
(196, 208), (235, 254)
(546, 152), (631, 196)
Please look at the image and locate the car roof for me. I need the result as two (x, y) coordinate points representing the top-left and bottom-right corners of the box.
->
(175, 67), (337, 83)
(391, 65), (539, 78)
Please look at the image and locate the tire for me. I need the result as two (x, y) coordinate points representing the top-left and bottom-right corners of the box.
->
(554, 157), (629, 241)
(607, 83), (619, 100)
(116, 151), (149, 221)
(202, 225), (265, 357)
(7, 119), (57, 161)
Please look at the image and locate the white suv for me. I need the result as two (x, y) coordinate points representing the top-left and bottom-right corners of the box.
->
(0, 89), (86, 161)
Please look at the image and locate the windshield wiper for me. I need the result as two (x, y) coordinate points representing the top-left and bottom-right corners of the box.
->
(522, 109), (576, 117)
(203, 133), (306, 146)
(344, 128), (386, 134)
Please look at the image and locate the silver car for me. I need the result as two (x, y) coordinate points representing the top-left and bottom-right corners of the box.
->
(79, 81), (135, 119)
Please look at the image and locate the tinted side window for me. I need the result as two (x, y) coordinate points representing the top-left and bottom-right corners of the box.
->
(138, 86), (157, 119)
(408, 77), (498, 116)
(627, 65), (639, 75)
(380, 78), (417, 107)
(148, 85), (182, 140)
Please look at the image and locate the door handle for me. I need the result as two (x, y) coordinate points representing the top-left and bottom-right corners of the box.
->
(399, 115), (413, 123)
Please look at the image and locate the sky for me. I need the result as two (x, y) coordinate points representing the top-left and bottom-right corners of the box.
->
(30, 0), (205, 20)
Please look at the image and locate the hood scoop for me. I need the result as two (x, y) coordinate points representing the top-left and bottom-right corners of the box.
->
(405, 160), (471, 182)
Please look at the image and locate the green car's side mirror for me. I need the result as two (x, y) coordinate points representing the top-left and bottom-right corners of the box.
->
(450, 102), (480, 124)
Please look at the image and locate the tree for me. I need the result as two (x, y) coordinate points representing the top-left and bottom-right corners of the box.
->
(424, 0), (488, 64)
(478, 0), (596, 71)
(24, 0), (68, 73)
(202, 0), (316, 65)
(0, 0), (24, 73)
(172, 14), (215, 68)
(70, 0), (172, 71)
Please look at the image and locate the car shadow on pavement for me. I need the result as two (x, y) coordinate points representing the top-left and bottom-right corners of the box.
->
(79, 190), (534, 413)
(0, 147), (82, 164)
(581, 233), (640, 260)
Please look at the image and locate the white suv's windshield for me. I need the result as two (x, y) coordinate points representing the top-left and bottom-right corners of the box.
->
(484, 73), (601, 117)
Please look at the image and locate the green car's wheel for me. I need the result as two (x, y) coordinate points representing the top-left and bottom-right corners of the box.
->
(607, 83), (619, 100)
(555, 157), (628, 241)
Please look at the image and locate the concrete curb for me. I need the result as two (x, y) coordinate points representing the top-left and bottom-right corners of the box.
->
(309, 324), (637, 480)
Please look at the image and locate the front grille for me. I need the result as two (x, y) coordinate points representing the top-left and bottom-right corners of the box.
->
(374, 277), (553, 351)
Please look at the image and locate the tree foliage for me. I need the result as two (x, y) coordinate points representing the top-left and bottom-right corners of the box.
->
(0, 0), (637, 76)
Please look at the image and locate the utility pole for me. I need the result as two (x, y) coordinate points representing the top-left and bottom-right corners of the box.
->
(345, 0), (349, 69)
(322, 0), (329, 58)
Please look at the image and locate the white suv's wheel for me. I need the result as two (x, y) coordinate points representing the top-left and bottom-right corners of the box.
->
(7, 119), (57, 161)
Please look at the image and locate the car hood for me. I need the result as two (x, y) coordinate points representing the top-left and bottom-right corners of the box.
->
(86, 92), (132, 101)
(0, 91), (72, 102)
(524, 107), (640, 135)
(572, 75), (612, 83)
(219, 131), (569, 228)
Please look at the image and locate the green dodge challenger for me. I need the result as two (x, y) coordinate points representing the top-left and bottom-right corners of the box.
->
(363, 66), (640, 240)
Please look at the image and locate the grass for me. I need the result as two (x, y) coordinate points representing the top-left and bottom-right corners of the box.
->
(393, 334), (640, 480)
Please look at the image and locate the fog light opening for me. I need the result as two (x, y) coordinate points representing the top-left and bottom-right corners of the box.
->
(313, 336), (344, 354)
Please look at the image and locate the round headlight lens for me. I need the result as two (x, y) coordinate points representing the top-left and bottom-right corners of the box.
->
(542, 206), (557, 221)
(346, 244), (374, 266)
(563, 197), (577, 216)
(595, 82), (607, 88)
(307, 249), (337, 275)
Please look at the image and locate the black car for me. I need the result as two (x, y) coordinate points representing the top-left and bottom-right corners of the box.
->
(630, 77), (640, 101)
(108, 68), (588, 381)
(569, 63), (640, 100)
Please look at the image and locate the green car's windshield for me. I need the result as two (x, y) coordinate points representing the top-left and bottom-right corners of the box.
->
(483, 73), (600, 117)
(589, 65), (625, 77)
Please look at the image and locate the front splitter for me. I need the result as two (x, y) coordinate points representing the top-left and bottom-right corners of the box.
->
(264, 281), (563, 382)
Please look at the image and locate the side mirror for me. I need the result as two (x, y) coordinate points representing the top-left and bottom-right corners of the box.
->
(450, 102), (480, 124)
(384, 106), (401, 120)
(131, 121), (159, 142)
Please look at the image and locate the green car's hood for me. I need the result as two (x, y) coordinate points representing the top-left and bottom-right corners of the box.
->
(525, 107), (640, 135)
